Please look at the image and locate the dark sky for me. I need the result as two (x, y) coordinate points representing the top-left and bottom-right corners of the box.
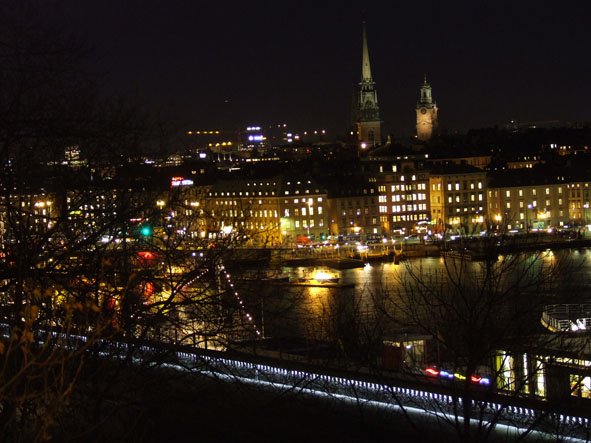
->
(42, 1), (591, 139)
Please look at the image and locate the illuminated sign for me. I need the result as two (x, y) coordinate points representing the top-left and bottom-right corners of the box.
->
(171, 176), (194, 187)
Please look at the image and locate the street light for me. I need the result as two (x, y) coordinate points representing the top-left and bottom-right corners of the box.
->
(307, 198), (313, 240)
(526, 204), (533, 233)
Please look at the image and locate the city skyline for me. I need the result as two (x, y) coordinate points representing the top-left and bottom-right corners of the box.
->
(36, 1), (591, 139)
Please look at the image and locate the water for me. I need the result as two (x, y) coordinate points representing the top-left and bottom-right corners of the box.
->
(238, 248), (591, 342)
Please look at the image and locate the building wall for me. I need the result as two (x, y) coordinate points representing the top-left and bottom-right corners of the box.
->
(487, 183), (568, 230)
(429, 172), (487, 233)
(327, 192), (380, 237)
(567, 182), (591, 224)
(362, 158), (431, 234)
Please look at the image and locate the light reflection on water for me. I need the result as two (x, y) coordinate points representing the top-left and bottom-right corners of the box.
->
(248, 249), (591, 341)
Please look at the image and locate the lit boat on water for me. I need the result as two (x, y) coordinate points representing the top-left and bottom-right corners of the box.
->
(297, 268), (340, 284)
(270, 268), (354, 288)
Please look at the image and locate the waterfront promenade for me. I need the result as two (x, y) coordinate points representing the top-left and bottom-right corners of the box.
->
(267, 234), (591, 269)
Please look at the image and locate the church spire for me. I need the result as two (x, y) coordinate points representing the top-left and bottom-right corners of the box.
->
(355, 22), (381, 150)
(361, 22), (372, 82)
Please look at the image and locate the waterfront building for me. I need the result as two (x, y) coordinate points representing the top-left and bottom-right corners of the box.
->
(487, 169), (568, 231)
(325, 177), (380, 238)
(359, 151), (430, 235)
(566, 181), (591, 226)
(428, 164), (487, 234)
(204, 176), (329, 247)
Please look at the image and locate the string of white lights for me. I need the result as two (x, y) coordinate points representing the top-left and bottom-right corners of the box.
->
(218, 263), (262, 337)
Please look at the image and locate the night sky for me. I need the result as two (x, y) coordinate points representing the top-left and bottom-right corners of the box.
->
(39, 1), (591, 139)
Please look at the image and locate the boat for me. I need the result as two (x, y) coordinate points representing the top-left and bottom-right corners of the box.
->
(297, 268), (340, 284)
(272, 268), (354, 288)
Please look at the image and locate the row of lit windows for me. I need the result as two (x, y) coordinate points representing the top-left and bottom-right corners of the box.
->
(283, 189), (319, 196)
(283, 207), (323, 217)
(292, 197), (323, 204)
(392, 214), (428, 222)
(443, 181), (483, 191)
(390, 183), (427, 192)
(212, 191), (276, 197)
(503, 199), (563, 209)
(447, 194), (484, 203)
(449, 207), (484, 214)
(294, 219), (324, 228)
(391, 193), (427, 202)
(392, 204), (428, 213)
(489, 187), (564, 198)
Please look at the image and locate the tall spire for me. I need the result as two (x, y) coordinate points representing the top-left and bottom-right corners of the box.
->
(355, 22), (381, 149)
(361, 22), (372, 82)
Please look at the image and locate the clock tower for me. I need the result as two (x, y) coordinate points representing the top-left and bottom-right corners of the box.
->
(415, 75), (438, 142)
(355, 23), (381, 150)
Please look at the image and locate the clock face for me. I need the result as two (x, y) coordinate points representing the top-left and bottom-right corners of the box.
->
(420, 108), (427, 115)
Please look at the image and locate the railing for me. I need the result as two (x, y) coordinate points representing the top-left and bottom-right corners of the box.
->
(3, 323), (590, 440)
(542, 304), (591, 332)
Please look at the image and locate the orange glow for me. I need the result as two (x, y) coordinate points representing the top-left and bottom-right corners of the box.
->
(137, 251), (156, 260)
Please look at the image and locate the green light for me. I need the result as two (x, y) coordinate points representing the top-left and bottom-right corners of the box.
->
(140, 225), (152, 237)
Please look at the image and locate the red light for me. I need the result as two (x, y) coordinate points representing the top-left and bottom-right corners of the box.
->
(143, 282), (154, 297)
(137, 251), (155, 260)
(425, 368), (439, 376)
(470, 375), (481, 383)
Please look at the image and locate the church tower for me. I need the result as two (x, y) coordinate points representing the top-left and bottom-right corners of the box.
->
(415, 75), (438, 141)
(355, 23), (381, 150)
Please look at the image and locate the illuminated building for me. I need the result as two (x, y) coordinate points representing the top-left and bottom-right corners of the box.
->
(415, 75), (438, 142)
(204, 176), (329, 247)
(487, 169), (568, 231)
(567, 181), (591, 225)
(354, 23), (381, 151)
(360, 153), (430, 234)
(325, 178), (380, 238)
(428, 165), (487, 234)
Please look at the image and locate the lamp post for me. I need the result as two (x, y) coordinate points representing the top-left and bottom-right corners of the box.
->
(526, 204), (533, 233)
(307, 198), (313, 240)
(494, 214), (502, 233)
